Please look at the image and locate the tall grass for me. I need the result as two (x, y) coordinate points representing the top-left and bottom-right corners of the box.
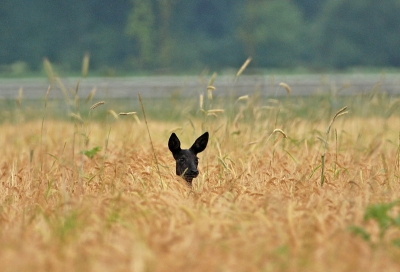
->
(0, 64), (399, 270)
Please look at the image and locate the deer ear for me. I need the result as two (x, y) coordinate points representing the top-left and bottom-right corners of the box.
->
(168, 133), (181, 154)
(190, 132), (209, 154)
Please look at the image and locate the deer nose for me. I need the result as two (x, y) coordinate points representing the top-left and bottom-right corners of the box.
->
(187, 169), (199, 176)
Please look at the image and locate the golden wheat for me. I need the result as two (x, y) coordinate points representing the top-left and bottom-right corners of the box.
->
(0, 107), (399, 271)
(90, 101), (106, 110)
(236, 57), (252, 77)
(279, 82), (292, 95)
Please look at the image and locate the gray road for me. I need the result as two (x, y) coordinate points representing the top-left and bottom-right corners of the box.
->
(1, 74), (400, 100)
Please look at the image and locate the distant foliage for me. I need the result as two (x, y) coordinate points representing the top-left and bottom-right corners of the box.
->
(314, 0), (400, 68)
(1, 0), (400, 73)
(237, 0), (304, 67)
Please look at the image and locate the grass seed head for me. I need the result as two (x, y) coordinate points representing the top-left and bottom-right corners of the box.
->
(69, 112), (83, 123)
(43, 57), (55, 83)
(199, 94), (204, 110)
(236, 57), (252, 77)
(208, 72), (217, 86)
(119, 112), (137, 116)
(279, 82), (292, 95)
(85, 87), (97, 104)
(236, 95), (249, 102)
(207, 86), (216, 101)
(82, 52), (90, 78)
(272, 128), (287, 138)
(326, 106), (348, 134)
(207, 109), (225, 114)
(107, 110), (119, 120)
(16, 87), (23, 107)
(119, 112), (140, 123)
(90, 101), (105, 110)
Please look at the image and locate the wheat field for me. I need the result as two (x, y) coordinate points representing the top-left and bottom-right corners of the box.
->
(0, 79), (399, 272)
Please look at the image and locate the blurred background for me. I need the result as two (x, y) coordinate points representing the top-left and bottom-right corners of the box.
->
(1, 0), (400, 76)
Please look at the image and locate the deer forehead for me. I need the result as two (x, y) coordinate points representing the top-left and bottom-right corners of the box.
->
(173, 149), (198, 161)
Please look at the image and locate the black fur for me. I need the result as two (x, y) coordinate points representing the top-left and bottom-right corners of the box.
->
(168, 132), (209, 184)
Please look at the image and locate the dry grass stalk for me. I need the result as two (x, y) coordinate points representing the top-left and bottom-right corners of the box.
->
(207, 86), (216, 91)
(208, 72), (217, 87)
(69, 112), (83, 123)
(260, 128), (288, 146)
(321, 106), (348, 186)
(43, 57), (55, 84)
(16, 87), (23, 107)
(82, 52), (90, 78)
(107, 110), (119, 120)
(138, 93), (164, 189)
(55, 78), (71, 107)
(40, 85), (51, 172)
(207, 109), (224, 114)
(396, 132), (400, 172)
(207, 85), (216, 101)
(119, 112), (140, 124)
(206, 73), (218, 101)
(199, 94), (204, 110)
(90, 101), (105, 110)
(279, 82), (292, 95)
(119, 112), (137, 116)
(236, 57), (252, 77)
(85, 87), (97, 104)
(236, 95), (249, 102)
(206, 109), (224, 117)
(272, 128), (287, 138)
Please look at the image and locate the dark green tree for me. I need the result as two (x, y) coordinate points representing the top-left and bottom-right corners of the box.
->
(237, 0), (305, 67)
(314, 0), (400, 68)
(125, 0), (156, 69)
(292, 0), (328, 20)
(0, 0), (131, 72)
(169, 0), (243, 69)
(3, 0), (400, 73)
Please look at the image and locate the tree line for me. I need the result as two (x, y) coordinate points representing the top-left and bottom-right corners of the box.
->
(1, 0), (400, 75)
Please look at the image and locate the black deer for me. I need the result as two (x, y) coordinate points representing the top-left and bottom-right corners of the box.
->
(168, 132), (209, 184)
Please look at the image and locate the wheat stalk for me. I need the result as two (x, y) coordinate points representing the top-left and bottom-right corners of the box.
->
(138, 93), (164, 189)
(279, 82), (292, 95)
(207, 73), (217, 101)
(40, 85), (51, 173)
(119, 112), (136, 115)
(16, 87), (23, 108)
(82, 52), (90, 78)
(236, 57), (252, 77)
(207, 85), (216, 101)
(85, 87), (97, 104)
(119, 112), (140, 124)
(90, 101), (105, 111)
(396, 132), (400, 173)
(321, 106), (348, 186)
(43, 57), (55, 84)
(199, 94), (204, 110)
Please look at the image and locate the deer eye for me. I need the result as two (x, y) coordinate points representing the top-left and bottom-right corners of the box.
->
(178, 158), (185, 163)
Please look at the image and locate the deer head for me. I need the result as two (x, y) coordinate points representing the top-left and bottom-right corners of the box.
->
(168, 132), (209, 184)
